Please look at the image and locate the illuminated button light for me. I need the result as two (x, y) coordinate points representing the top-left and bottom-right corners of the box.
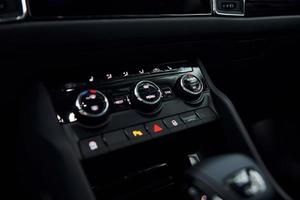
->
(125, 125), (151, 143)
(145, 120), (169, 137)
(79, 108), (217, 158)
(79, 136), (108, 158)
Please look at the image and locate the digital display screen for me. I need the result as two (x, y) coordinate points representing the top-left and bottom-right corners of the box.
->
(29, 0), (211, 16)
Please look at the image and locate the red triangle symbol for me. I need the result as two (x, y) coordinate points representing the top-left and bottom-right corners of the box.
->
(153, 124), (163, 133)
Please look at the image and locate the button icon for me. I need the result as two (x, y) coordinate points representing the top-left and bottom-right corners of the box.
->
(106, 73), (113, 80)
(132, 130), (144, 137)
(79, 136), (109, 158)
(123, 71), (129, 77)
(91, 105), (99, 111)
(114, 99), (124, 105)
(145, 94), (156, 100)
(145, 120), (169, 137)
(125, 125), (151, 142)
(166, 66), (173, 70)
(89, 76), (94, 82)
(171, 120), (179, 126)
(153, 124), (163, 133)
(162, 88), (173, 99)
(163, 116), (184, 129)
(88, 141), (98, 151)
(152, 68), (162, 73)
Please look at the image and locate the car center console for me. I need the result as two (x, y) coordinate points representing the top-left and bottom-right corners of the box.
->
(18, 58), (287, 200)
(43, 60), (225, 199)
(49, 61), (218, 160)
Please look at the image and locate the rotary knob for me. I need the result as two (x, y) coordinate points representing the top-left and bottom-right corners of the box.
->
(133, 80), (163, 113)
(75, 89), (110, 126)
(177, 74), (204, 103)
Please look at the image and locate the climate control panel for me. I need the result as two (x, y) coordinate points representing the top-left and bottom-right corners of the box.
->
(49, 61), (218, 159)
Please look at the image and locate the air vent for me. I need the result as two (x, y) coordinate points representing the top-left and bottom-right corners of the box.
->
(0, 0), (27, 23)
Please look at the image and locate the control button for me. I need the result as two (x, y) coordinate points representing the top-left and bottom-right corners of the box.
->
(162, 87), (174, 99)
(79, 136), (109, 159)
(138, 69), (145, 74)
(178, 67), (193, 73)
(125, 125), (151, 143)
(145, 120), (170, 137)
(180, 111), (204, 128)
(181, 74), (203, 94)
(133, 80), (163, 113)
(75, 89), (110, 126)
(195, 107), (217, 123)
(103, 130), (130, 150)
(163, 65), (175, 72)
(152, 67), (163, 73)
(112, 96), (131, 111)
(180, 112), (199, 123)
(177, 74), (204, 103)
(163, 115), (184, 128)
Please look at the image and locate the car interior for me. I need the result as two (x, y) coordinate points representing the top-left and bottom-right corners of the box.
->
(4, 0), (300, 199)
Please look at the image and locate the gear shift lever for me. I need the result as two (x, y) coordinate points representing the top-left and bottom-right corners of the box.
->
(186, 154), (275, 200)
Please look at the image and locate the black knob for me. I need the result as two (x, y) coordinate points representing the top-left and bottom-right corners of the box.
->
(133, 80), (163, 113)
(177, 74), (204, 103)
(75, 89), (110, 126)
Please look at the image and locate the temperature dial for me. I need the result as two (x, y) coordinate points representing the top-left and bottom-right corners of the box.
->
(133, 81), (163, 113)
(75, 89), (109, 126)
(177, 74), (204, 103)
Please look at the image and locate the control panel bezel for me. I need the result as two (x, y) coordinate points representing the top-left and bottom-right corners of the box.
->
(48, 62), (219, 159)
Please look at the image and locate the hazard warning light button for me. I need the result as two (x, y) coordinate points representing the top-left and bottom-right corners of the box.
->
(145, 120), (170, 137)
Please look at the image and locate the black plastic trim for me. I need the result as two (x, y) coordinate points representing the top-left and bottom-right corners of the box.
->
(196, 58), (293, 200)
(0, 16), (300, 51)
(19, 83), (96, 200)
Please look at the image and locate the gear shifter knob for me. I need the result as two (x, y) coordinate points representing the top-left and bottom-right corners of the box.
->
(186, 154), (275, 200)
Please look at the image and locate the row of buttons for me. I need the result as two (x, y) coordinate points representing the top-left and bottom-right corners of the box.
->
(102, 66), (192, 81)
(79, 107), (217, 159)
